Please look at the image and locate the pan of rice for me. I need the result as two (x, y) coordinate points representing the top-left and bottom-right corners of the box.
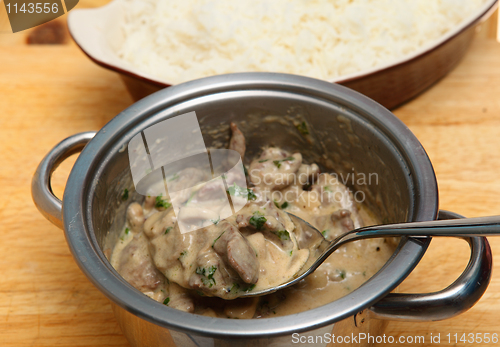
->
(68, 0), (498, 108)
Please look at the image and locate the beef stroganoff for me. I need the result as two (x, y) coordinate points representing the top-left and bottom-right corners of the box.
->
(108, 122), (397, 318)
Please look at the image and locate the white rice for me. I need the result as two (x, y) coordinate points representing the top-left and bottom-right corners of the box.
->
(116, 0), (488, 84)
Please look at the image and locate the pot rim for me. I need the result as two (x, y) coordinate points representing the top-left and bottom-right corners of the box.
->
(62, 72), (438, 338)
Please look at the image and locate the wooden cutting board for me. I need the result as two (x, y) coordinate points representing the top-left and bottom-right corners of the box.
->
(0, 2), (499, 346)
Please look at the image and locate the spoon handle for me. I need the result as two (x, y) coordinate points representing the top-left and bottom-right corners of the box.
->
(241, 214), (499, 297)
(354, 215), (500, 238)
(316, 216), (500, 276)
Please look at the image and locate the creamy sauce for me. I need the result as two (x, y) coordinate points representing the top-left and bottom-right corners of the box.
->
(108, 122), (397, 318)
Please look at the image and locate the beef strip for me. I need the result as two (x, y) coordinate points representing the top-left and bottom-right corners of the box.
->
(212, 221), (260, 284)
(229, 122), (246, 159)
(235, 200), (295, 249)
(116, 233), (165, 292)
(188, 245), (236, 296)
(331, 209), (355, 234)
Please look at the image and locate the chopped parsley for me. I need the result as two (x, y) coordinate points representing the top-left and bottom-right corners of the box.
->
(212, 231), (226, 248)
(324, 186), (332, 192)
(211, 217), (221, 225)
(155, 194), (172, 209)
(163, 297), (170, 305)
(244, 284), (256, 292)
(196, 266), (217, 288)
(229, 283), (240, 292)
(168, 173), (179, 182)
(164, 227), (172, 234)
(227, 183), (256, 201)
(120, 228), (130, 241)
(229, 283), (256, 293)
(247, 189), (257, 201)
(273, 156), (295, 169)
(272, 200), (290, 209)
(321, 230), (328, 237)
(258, 159), (269, 163)
(289, 250), (293, 256)
(274, 230), (290, 241)
(249, 211), (267, 230)
(296, 121), (309, 135)
(338, 269), (346, 279)
(177, 251), (187, 261)
(185, 191), (196, 206)
(121, 188), (129, 201)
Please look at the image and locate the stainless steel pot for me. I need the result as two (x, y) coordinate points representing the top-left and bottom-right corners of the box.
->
(32, 73), (492, 347)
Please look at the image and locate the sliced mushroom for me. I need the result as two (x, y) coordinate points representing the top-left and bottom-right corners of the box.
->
(126, 202), (145, 232)
(249, 148), (303, 191)
(297, 163), (320, 184)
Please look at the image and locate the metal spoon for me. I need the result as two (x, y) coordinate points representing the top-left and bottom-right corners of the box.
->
(241, 213), (499, 297)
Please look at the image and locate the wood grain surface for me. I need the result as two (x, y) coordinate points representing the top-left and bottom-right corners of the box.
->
(0, 2), (500, 346)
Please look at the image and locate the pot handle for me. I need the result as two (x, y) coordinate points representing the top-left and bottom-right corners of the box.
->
(31, 132), (96, 229)
(370, 210), (492, 321)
